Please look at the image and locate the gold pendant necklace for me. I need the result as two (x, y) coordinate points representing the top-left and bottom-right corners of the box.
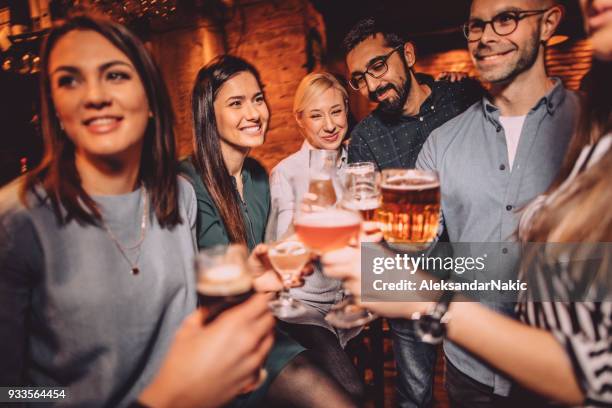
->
(102, 185), (148, 275)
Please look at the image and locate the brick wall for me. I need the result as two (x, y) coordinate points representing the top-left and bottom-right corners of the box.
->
(150, 3), (592, 170)
(149, 22), (225, 158)
(225, 0), (326, 169)
(150, 0), (326, 170)
(544, 39), (593, 90)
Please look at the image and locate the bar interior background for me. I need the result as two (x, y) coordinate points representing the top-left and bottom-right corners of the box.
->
(0, 1), (594, 406)
(0, 0), (591, 186)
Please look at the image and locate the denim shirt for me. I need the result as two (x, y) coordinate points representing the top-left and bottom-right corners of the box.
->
(416, 79), (580, 395)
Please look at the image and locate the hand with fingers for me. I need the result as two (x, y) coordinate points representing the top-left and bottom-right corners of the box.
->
(360, 221), (383, 243)
(249, 240), (316, 291)
(435, 71), (469, 82)
(321, 246), (434, 319)
(249, 243), (284, 292)
(139, 294), (275, 408)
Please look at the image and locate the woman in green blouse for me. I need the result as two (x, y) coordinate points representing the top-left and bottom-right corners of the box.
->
(180, 55), (355, 408)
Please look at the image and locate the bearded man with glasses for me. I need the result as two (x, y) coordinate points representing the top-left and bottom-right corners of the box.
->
(415, 0), (580, 406)
(344, 18), (483, 172)
(343, 17), (484, 408)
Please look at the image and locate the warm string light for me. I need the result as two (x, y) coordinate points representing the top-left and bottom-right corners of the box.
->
(91, 0), (178, 23)
(1, 0), (179, 74)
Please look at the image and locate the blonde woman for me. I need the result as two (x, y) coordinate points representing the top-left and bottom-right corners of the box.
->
(268, 71), (363, 400)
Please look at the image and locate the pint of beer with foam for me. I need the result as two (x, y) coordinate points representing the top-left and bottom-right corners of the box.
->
(378, 169), (441, 246)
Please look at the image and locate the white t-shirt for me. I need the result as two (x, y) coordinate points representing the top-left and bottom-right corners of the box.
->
(499, 115), (526, 169)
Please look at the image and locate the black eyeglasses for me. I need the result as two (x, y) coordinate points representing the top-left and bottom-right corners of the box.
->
(463, 9), (550, 42)
(348, 45), (403, 90)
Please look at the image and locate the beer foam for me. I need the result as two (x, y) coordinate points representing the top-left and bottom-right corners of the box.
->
(295, 208), (361, 227)
(382, 174), (439, 190)
(197, 265), (252, 295)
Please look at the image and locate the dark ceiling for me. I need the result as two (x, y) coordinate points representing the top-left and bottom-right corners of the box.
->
(309, 0), (586, 58)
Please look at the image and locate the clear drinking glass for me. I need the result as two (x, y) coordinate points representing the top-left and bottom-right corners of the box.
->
(325, 161), (380, 329)
(293, 179), (374, 328)
(267, 239), (310, 318)
(293, 198), (362, 254)
(341, 162), (381, 223)
(308, 149), (339, 207)
(194, 244), (268, 389)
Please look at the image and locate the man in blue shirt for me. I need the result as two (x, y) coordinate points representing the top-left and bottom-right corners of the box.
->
(416, 0), (578, 406)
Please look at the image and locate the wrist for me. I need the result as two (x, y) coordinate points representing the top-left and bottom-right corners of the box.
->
(404, 302), (432, 320)
(410, 291), (454, 344)
(445, 300), (469, 341)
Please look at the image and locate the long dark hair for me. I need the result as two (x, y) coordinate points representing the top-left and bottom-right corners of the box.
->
(343, 17), (406, 54)
(22, 13), (182, 228)
(191, 55), (264, 244)
(525, 59), (611, 243)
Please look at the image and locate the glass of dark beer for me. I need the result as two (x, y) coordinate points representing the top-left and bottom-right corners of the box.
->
(195, 245), (255, 321)
(378, 169), (441, 251)
(195, 244), (267, 388)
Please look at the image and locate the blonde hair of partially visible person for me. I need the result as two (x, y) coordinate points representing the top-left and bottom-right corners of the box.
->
(293, 71), (349, 120)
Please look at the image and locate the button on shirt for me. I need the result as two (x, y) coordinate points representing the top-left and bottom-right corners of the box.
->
(348, 74), (483, 169)
(416, 79), (579, 395)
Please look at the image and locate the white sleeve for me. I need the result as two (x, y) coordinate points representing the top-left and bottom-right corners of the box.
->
(268, 168), (296, 241)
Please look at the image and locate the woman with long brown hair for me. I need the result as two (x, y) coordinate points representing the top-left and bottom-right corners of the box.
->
(322, 0), (611, 405)
(180, 55), (357, 407)
(0, 14), (275, 407)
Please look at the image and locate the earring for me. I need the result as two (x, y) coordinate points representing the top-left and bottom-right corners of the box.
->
(148, 111), (154, 119)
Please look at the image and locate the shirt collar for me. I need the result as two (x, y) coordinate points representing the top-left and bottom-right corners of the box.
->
(481, 77), (566, 125)
(414, 72), (435, 89)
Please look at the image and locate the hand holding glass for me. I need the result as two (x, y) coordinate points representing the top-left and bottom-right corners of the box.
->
(194, 244), (268, 390)
(267, 240), (311, 318)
